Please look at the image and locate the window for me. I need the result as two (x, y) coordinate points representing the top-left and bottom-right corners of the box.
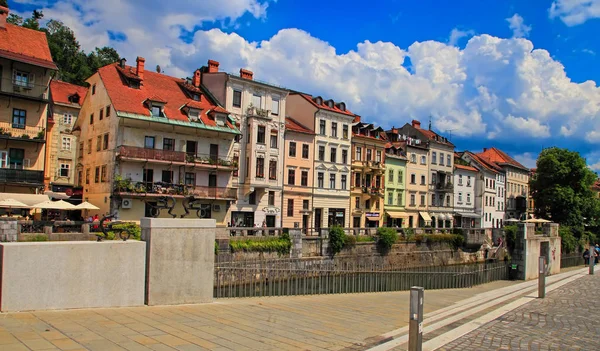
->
(63, 113), (73, 125)
(318, 172), (324, 188)
(13, 70), (32, 87)
(447, 155), (451, 166)
(301, 170), (308, 186)
(233, 90), (242, 108)
(318, 146), (325, 161)
(388, 170), (394, 183)
(287, 199), (294, 217)
(162, 170), (173, 183)
(302, 144), (309, 159)
(289, 142), (297, 157)
(440, 153), (444, 165)
(410, 174), (416, 184)
(366, 149), (372, 161)
(420, 195), (425, 206)
(319, 120), (326, 135)
(101, 165), (107, 182)
(92, 84), (96, 95)
(420, 155), (426, 164)
(256, 157), (265, 178)
(269, 160), (277, 180)
(249, 191), (256, 205)
(288, 169), (295, 185)
(388, 192), (393, 205)
(458, 174), (463, 185)
(458, 192), (463, 202)
(270, 130), (278, 148)
(355, 197), (361, 209)
(60, 163), (70, 177)
(432, 152), (437, 164)
(411, 154), (416, 163)
(376, 151), (382, 163)
(330, 174), (336, 189)
(342, 149), (348, 164)
(366, 199), (371, 209)
(87, 139), (92, 154)
(96, 136), (101, 151)
(271, 98), (280, 115)
(94, 166), (100, 183)
(144, 136), (155, 149)
(467, 176), (471, 187)
(467, 193), (471, 203)
(330, 148), (336, 163)
(12, 109), (26, 129)
(151, 105), (164, 117)
(90, 113), (95, 125)
(163, 138), (175, 151)
(233, 155), (239, 177)
(354, 173), (361, 187)
(85, 168), (90, 184)
(341, 175), (347, 190)
(303, 200), (309, 210)
(375, 200), (380, 210)
(397, 192), (402, 206)
(99, 108), (104, 121)
(431, 194), (436, 206)
(106, 105), (111, 117)
(485, 196), (488, 206)
(410, 194), (416, 206)
(185, 172), (195, 186)
(78, 142), (83, 156)
(343, 125), (348, 139)
(268, 191), (275, 206)
(257, 126), (266, 144)
(331, 122), (337, 137)
(375, 175), (381, 188)
(356, 147), (362, 161)
(103, 133), (109, 150)
(61, 137), (71, 150)
(252, 94), (261, 108)
(397, 171), (402, 184)
(421, 175), (426, 185)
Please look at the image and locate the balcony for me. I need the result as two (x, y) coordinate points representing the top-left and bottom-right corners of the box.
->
(116, 146), (237, 171)
(114, 181), (237, 200)
(0, 168), (44, 186)
(0, 122), (45, 143)
(246, 106), (271, 119)
(435, 182), (453, 192)
(0, 77), (49, 102)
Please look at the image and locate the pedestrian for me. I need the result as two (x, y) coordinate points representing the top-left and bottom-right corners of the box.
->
(595, 244), (600, 264)
(583, 249), (590, 266)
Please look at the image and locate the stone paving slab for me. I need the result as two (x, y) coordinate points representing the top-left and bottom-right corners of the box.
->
(436, 273), (599, 351)
(0, 280), (515, 351)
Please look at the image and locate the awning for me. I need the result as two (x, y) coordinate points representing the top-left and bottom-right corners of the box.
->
(455, 212), (481, 218)
(419, 211), (432, 222)
(366, 216), (380, 221)
(445, 213), (454, 220)
(386, 211), (408, 219)
(45, 191), (70, 200)
(0, 193), (49, 207)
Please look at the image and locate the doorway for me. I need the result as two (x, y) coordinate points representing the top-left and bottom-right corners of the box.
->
(302, 214), (309, 235)
(314, 208), (322, 231)
(210, 144), (219, 162)
(266, 215), (276, 235)
(186, 140), (197, 157)
(143, 169), (154, 190)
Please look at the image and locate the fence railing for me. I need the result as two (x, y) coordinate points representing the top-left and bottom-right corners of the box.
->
(214, 258), (509, 298)
(560, 253), (584, 268)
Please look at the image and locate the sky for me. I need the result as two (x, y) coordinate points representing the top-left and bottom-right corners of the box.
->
(8, 0), (600, 170)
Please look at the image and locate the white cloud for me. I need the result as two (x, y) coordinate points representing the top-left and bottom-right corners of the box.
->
(582, 48), (596, 55)
(506, 14), (532, 38)
(585, 130), (600, 143)
(448, 28), (474, 46)
(513, 152), (538, 169)
(29, 0), (600, 144)
(549, 0), (600, 26)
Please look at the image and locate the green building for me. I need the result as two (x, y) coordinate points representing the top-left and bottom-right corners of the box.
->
(384, 143), (408, 227)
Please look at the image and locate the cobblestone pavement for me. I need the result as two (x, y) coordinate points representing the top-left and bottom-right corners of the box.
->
(437, 273), (599, 351)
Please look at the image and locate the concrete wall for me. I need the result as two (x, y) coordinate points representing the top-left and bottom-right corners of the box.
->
(513, 223), (561, 280)
(141, 218), (216, 305)
(0, 241), (146, 312)
(0, 218), (18, 242)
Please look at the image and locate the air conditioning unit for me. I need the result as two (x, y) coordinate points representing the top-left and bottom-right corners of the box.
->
(122, 198), (132, 209)
(213, 204), (221, 212)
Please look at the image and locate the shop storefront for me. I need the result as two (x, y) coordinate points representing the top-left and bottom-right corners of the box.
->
(328, 208), (346, 227)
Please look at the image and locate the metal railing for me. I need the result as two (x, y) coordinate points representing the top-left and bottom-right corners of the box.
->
(0, 77), (49, 100)
(560, 253), (584, 268)
(115, 181), (237, 200)
(117, 145), (237, 168)
(0, 121), (45, 141)
(0, 168), (44, 184)
(228, 227), (287, 237)
(214, 258), (509, 298)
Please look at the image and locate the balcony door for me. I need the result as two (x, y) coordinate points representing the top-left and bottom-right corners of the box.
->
(0, 151), (7, 168)
(143, 169), (154, 190)
(210, 144), (218, 162)
(8, 148), (24, 169)
(208, 174), (217, 188)
(186, 141), (197, 157)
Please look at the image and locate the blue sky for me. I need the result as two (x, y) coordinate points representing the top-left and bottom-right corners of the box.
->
(9, 0), (600, 169)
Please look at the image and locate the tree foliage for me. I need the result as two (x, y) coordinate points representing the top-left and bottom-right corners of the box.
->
(0, 0), (8, 8)
(530, 147), (600, 227)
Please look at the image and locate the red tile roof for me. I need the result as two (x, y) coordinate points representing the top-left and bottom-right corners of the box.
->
(50, 80), (88, 106)
(477, 147), (528, 170)
(295, 93), (356, 116)
(97, 63), (234, 129)
(412, 123), (454, 146)
(285, 117), (314, 135)
(455, 164), (478, 172)
(0, 24), (57, 69)
(465, 151), (502, 173)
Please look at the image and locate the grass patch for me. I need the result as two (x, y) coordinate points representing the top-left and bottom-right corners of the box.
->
(230, 233), (291, 256)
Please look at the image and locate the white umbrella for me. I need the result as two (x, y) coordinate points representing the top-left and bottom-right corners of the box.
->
(524, 218), (551, 223)
(0, 198), (29, 209)
(32, 200), (77, 210)
(505, 218), (520, 223)
(74, 201), (100, 210)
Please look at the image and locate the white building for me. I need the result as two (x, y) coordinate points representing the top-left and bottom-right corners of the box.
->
(453, 164), (480, 228)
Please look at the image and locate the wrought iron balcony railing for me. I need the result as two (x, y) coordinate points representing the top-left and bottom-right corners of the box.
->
(0, 168), (44, 185)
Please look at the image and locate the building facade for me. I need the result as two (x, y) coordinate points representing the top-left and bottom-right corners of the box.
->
(383, 143), (408, 227)
(453, 163), (480, 228)
(286, 93), (355, 229)
(75, 57), (240, 224)
(350, 122), (387, 228)
(0, 7), (56, 194)
(281, 117), (314, 231)
(46, 81), (87, 193)
(202, 61), (287, 228)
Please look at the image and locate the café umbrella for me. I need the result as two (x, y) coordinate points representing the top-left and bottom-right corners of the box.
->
(74, 201), (100, 210)
(32, 200), (77, 210)
(0, 198), (29, 209)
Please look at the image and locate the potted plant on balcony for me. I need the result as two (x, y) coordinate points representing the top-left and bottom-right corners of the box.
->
(21, 134), (30, 139)
(34, 129), (45, 140)
(186, 154), (195, 163)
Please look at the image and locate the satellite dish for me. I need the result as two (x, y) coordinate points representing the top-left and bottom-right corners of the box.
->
(156, 65), (161, 73)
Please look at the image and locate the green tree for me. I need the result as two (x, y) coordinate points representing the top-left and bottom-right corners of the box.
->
(530, 147), (600, 227)
(0, 0), (8, 8)
(22, 10), (43, 30)
(6, 13), (23, 25)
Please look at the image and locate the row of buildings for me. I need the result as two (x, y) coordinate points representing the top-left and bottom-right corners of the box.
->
(0, 5), (532, 229)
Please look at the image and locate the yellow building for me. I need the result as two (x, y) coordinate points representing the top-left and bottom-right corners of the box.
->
(74, 57), (240, 224)
(350, 122), (387, 229)
(0, 8), (56, 195)
(282, 117), (315, 232)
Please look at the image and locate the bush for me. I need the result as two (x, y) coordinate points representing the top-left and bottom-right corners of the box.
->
(426, 234), (464, 249)
(377, 227), (398, 251)
(344, 234), (357, 248)
(504, 225), (518, 250)
(27, 234), (48, 242)
(559, 226), (577, 253)
(580, 231), (598, 251)
(108, 222), (141, 240)
(229, 234), (291, 256)
(355, 235), (376, 243)
(328, 225), (346, 255)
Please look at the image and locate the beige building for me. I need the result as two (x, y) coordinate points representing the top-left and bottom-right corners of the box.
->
(74, 57), (240, 224)
(46, 81), (87, 193)
(202, 61), (287, 228)
(0, 8), (56, 195)
(282, 117), (315, 231)
(287, 93), (355, 229)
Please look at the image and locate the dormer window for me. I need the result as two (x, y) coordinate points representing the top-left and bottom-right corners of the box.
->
(339, 102), (346, 111)
(188, 109), (200, 121)
(130, 81), (140, 89)
(68, 93), (80, 104)
(151, 105), (164, 117)
(326, 99), (334, 108)
(314, 96), (323, 105)
(192, 94), (200, 101)
(215, 115), (226, 127)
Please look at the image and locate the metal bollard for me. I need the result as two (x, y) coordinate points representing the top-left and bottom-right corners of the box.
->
(538, 256), (545, 298)
(408, 286), (424, 351)
(590, 245), (595, 275)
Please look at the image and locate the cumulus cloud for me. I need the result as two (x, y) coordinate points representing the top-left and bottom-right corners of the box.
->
(506, 14), (532, 38)
(549, 0), (600, 26)
(513, 152), (539, 169)
(448, 28), (474, 46)
(504, 115), (550, 138)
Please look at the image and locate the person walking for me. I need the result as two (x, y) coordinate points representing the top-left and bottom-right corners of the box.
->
(583, 249), (590, 266)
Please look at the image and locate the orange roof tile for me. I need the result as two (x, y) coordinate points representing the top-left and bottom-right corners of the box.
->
(97, 63), (233, 129)
(455, 164), (478, 172)
(465, 151), (502, 173)
(285, 117), (314, 134)
(0, 24), (57, 69)
(50, 80), (88, 106)
(295, 93), (357, 116)
(412, 123), (454, 146)
(477, 147), (528, 170)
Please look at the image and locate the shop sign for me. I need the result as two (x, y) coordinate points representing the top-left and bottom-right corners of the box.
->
(366, 212), (380, 217)
(262, 207), (280, 214)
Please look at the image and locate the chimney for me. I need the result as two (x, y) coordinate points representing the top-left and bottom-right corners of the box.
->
(412, 119), (421, 129)
(119, 58), (127, 68)
(0, 4), (8, 30)
(391, 127), (398, 134)
(483, 148), (488, 152)
(191, 69), (201, 88)
(207, 60), (220, 73)
(136, 56), (145, 80)
(240, 68), (253, 80)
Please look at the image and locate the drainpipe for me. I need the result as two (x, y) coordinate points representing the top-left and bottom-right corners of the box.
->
(281, 123), (286, 229)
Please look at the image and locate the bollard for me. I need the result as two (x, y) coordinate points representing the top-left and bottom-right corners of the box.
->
(408, 286), (424, 351)
(590, 245), (595, 275)
(538, 256), (545, 298)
